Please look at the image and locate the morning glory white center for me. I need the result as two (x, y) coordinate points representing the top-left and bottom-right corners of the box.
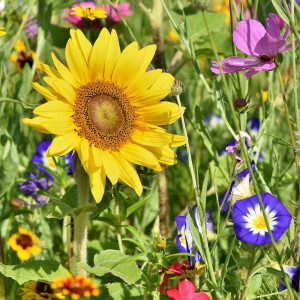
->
(244, 205), (277, 235)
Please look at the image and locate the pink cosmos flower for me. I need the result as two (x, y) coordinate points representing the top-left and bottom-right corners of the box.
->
(211, 13), (297, 79)
(167, 279), (210, 300)
(63, 1), (132, 29)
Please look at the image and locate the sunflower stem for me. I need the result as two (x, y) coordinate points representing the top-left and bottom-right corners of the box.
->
(73, 154), (90, 277)
(114, 192), (124, 253)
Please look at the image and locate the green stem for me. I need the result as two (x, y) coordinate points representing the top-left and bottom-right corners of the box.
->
(114, 194), (124, 253)
(0, 232), (8, 300)
(176, 94), (222, 299)
(252, 0), (259, 20)
(73, 154), (90, 277)
(202, 8), (295, 299)
(144, 264), (154, 300)
(240, 249), (256, 300)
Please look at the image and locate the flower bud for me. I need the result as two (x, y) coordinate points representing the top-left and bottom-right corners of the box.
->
(191, 0), (211, 10)
(156, 235), (167, 249)
(234, 98), (248, 113)
(170, 79), (184, 96)
(10, 199), (23, 209)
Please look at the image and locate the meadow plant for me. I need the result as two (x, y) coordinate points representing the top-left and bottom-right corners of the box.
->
(0, 0), (300, 299)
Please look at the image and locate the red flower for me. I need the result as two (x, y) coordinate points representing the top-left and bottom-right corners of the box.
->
(166, 280), (210, 300)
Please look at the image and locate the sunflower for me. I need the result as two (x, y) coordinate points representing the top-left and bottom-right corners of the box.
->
(19, 281), (64, 300)
(24, 28), (185, 203)
(10, 40), (42, 74)
(8, 227), (42, 261)
(0, 27), (6, 36)
(51, 274), (100, 299)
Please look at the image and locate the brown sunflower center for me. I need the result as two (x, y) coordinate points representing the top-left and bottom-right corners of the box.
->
(36, 282), (53, 295)
(73, 79), (137, 151)
(16, 234), (33, 249)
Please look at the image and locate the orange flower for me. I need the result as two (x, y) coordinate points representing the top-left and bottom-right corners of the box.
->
(51, 274), (100, 299)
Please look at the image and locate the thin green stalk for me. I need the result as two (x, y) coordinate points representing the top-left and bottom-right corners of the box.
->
(202, 9), (295, 298)
(0, 98), (21, 104)
(282, 0), (300, 45)
(73, 154), (90, 277)
(144, 264), (154, 300)
(0, 232), (8, 300)
(176, 94), (222, 299)
(240, 249), (256, 300)
(115, 195), (124, 253)
(252, 0), (259, 20)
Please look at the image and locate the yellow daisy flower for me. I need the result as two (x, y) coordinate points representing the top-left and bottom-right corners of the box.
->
(0, 27), (6, 36)
(71, 5), (106, 21)
(52, 274), (100, 299)
(10, 40), (42, 74)
(19, 281), (65, 300)
(8, 227), (42, 261)
(24, 29), (185, 203)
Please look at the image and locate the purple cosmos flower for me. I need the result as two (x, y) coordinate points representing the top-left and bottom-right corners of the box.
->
(232, 193), (292, 245)
(211, 13), (297, 79)
(32, 140), (73, 180)
(176, 206), (214, 267)
(220, 161), (255, 214)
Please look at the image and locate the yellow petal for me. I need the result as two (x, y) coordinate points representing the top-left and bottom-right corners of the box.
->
(31, 82), (62, 102)
(137, 102), (184, 125)
(88, 28), (110, 81)
(100, 150), (119, 185)
(91, 146), (102, 168)
(70, 29), (92, 63)
(89, 167), (106, 203)
(33, 101), (73, 117)
(53, 79), (76, 105)
(120, 142), (162, 171)
(17, 250), (32, 261)
(23, 117), (52, 134)
(46, 131), (79, 157)
(76, 138), (90, 166)
(104, 29), (121, 80)
(42, 63), (62, 80)
(112, 41), (139, 83)
(51, 53), (79, 88)
(40, 117), (75, 135)
(65, 38), (89, 84)
(29, 245), (42, 255)
(112, 152), (143, 196)
(144, 145), (177, 165)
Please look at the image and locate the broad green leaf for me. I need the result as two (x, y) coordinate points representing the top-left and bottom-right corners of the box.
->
(78, 250), (142, 284)
(246, 273), (262, 297)
(0, 129), (19, 197)
(0, 260), (68, 284)
(50, 25), (70, 48)
(99, 283), (143, 299)
(125, 195), (150, 219)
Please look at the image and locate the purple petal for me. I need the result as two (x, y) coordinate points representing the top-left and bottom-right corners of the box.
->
(244, 60), (275, 79)
(220, 181), (234, 214)
(18, 180), (37, 196)
(176, 216), (186, 232)
(233, 19), (266, 57)
(266, 13), (281, 39)
(282, 26), (290, 41)
(279, 36), (300, 53)
(36, 178), (48, 190)
(211, 57), (259, 74)
(254, 32), (286, 56)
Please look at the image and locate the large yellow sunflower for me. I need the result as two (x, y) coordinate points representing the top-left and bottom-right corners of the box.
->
(24, 29), (185, 203)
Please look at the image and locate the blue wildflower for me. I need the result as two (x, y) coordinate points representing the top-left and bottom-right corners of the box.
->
(232, 193), (292, 245)
(32, 140), (73, 180)
(175, 206), (214, 267)
(18, 172), (48, 196)
(204, 114), (223, 129)
(220, 161), (255, 214)
(277, 265), (300, 292)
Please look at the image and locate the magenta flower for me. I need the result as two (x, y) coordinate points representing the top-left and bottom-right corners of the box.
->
(63, 1), (132, 29)
(211, 14), (297, 79)
(167, 280), (210, 300)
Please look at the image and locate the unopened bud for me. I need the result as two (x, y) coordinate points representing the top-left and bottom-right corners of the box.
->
(234, 98), (248, 113)
(170, 79), (184, 96)
(156, 235), (167, 249)
(207, 231), (217, 242)
(10, 199), (23, 209)
(191, 0), (211, 10)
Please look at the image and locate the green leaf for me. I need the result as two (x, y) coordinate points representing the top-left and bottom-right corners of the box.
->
(271, 0), (290, 25)
(50, 25), (70, 48)
(0, 129), (19, 197)
(0, 260), (69, 284)
(78, 250), (142, 284)
(125, 195), (150, 219)
(99, 283), (143, 299)
(246, 273), (262, 297)
(17, 64), (32, 100)
(47, 185), (97, 219)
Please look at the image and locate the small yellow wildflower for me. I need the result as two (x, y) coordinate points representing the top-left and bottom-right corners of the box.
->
(71, 5), (106, 20)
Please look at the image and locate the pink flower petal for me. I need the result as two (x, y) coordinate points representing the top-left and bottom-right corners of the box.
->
(211, 57), (259, 74)
(233, 19), (266, 57)
(102, 2), (132, 22)
(167, 288), (182, 300)
(244, 59), (275, 79)
(190, 292), (211, 300)
(254, 32), (286, 56)
(279, 37), (300, 53)
(282, 25), (290, 41)
(266, 13), (281, 38)
(178, 280), (196, 299)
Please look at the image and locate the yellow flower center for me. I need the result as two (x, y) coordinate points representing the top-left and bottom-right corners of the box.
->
(17, 234), (33, 249)
(252, 215), (267, 230)
(73, 79), (136, 151)
(81, 6), (96, 18)
(45, 157), (56, 170)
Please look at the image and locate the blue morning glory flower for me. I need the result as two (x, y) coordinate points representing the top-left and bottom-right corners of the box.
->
(232, 193), (292, 245)
(279, 265), (300, 292)
(175, 206), (214, 267)
(247, 117), (260, 136)
(32, 140), (74, 180)
(220, 161), (255, 214)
